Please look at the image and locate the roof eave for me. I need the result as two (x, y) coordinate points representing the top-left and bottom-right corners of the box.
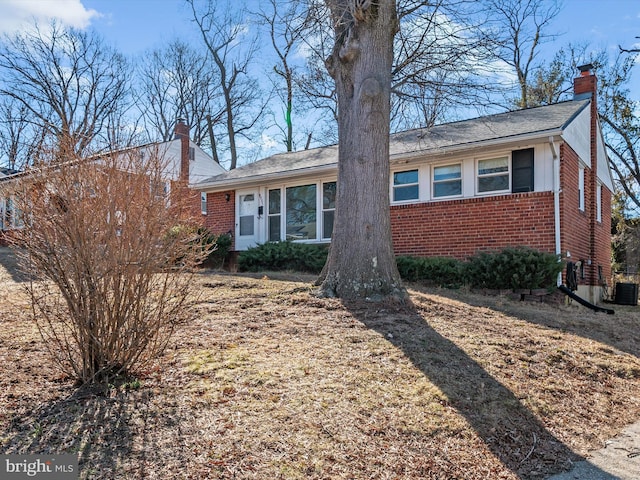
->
(391, 128), (565, 163)
(196, 163), (338, 192)
(197, 128), (567, 191)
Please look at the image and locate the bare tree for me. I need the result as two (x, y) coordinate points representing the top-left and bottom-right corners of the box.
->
(136, 40), (222, 155)
(255, 0), (311, 152)
(620, 37), (640, 54)
(596, 51), (640, 215)
(486, 0), (562, 108)
(187, 0), (266, 169)
(317, 0), (404, 300)
(8, 141), (210, 384)
(0, 21), (131, 159)
(295, 2), (340, 146)
(299, 0), (499, 138)
(0, 97), (44, 169)
(391, 0), (497, 129)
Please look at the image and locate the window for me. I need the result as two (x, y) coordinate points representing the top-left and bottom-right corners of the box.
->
(189, 146), (195, 161)
(268, 189), (281, 242)
(239, 194), (255, 236)
(597, 182), (602, 223)
(150, 178), (169, 202)
(433, 164), (461, 197)
(511, 148), (534, 193)
(5, 197), (13, 229)
(200, 192), (207, 215)
(322, 182), (336, 239)
(393, 169), (419, 201)
(268, 181), (335, 242)
(578, 165), (585, 211)
(477, 157), (509, 193)
(286, 184), (316, 240)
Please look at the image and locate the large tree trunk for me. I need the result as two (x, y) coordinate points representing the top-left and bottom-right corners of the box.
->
(317, 0), (404, 300)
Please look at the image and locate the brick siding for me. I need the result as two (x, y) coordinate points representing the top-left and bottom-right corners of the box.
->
(203, 191), (236, 250)
(390, 192), (556, 259)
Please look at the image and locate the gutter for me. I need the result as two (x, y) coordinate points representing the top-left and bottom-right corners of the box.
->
(549, 136), (562, 287)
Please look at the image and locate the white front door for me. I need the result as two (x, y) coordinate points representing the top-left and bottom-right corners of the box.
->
(235, 190), (260, 250)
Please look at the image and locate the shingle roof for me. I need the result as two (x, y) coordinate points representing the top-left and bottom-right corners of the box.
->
(197, 99), (590, 189)
(0, 167), (20, 178)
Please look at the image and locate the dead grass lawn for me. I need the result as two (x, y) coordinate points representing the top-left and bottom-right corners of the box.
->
(1, 250), (640, 479)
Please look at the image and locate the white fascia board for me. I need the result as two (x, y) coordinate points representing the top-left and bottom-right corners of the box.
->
(194, 163), (338, 192)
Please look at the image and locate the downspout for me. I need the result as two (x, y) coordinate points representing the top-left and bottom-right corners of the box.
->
(549, 136), (562, 287)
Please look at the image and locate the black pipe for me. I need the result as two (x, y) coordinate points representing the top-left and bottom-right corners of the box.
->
(558, 285), (614, 314)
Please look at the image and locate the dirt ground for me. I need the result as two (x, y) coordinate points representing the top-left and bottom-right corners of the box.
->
(1, 247), (640, 479)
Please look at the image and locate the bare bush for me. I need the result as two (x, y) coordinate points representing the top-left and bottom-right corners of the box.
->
(8, 146), (209, 384)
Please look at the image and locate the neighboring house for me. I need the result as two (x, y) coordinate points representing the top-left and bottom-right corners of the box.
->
(0, 167), (20, 233)
(0, 119), (224, 244)
(196, 66), (613, 303)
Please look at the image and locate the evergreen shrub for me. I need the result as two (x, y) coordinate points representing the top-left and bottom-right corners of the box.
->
(238, 241), (329, 273)
(464, 246), (562, 290)
(396, 256), (464, 287)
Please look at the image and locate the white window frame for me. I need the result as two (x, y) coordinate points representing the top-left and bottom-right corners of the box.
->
(0, 197), (5, 230)
(596, 182), (602, 223)
(267, 188), (282, 242)
(266, 178), (336, 243)
(432, 162), (462, 199)
(476, 155), (510, 195)
(391, 168), (419, 203)
(321, 181), (336, 240)
(3, 195), (22, 230)
(200, 192), (207, 215)
(578, 164), (585, 211)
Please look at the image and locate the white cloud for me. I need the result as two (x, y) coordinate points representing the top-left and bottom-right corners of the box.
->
(0, 0), (100, 34)
(260, 132), (279, 151)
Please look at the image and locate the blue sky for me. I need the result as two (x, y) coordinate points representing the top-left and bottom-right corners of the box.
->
(1, 0), (638, 58)
(0, 0), (639, 99)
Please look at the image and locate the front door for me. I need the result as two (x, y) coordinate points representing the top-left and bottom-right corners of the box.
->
(235, 190), (260, 250)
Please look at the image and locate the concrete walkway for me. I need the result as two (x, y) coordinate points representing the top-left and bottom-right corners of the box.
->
(547, 420), (640, 480)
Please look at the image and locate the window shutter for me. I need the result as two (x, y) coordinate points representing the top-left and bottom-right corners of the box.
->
(512, 148), (534, 193)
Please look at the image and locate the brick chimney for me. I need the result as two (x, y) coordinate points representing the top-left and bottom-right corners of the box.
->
(573, 64), (596, 103)
(174, 118), (190, 182)
(573, 64), (599, 288)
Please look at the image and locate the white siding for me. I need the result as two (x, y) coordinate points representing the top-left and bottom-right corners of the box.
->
(562, 107), (591, 168)
(189, 141), (225, 184)
(596, 122), (614, 191)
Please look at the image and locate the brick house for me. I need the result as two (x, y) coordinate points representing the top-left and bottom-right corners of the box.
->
(0, 120), (224, 245)
(197, 67), (613, 303)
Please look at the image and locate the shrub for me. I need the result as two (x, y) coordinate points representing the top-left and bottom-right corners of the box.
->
(203, 230), (232, 268)
(11, 147), (210, 384)
(238, 241), (329, 274)
(396, 256), (464, 287)
(465, 246), (562, 290)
